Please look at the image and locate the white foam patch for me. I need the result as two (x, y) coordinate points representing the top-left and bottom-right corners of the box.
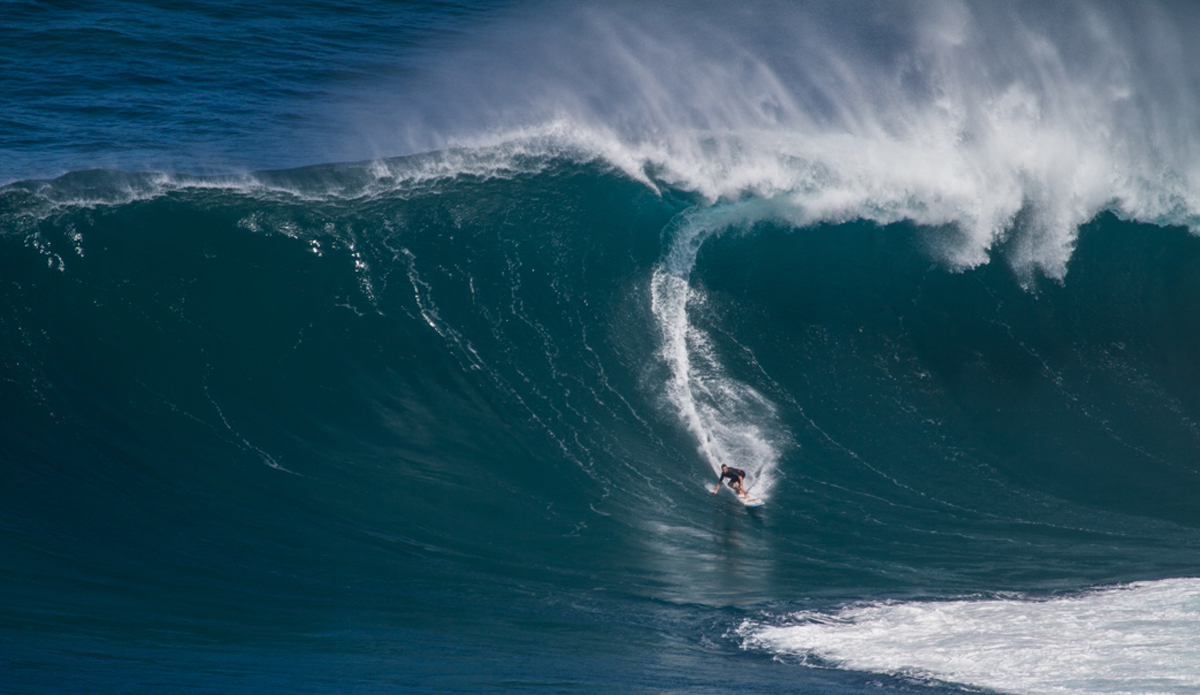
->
(741, 578), (1200, 695)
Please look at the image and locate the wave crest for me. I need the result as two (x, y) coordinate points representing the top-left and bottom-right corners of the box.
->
(371, 0), (1200, 280)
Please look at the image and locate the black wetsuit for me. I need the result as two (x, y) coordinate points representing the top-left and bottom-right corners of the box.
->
(719, 467), (746, 485)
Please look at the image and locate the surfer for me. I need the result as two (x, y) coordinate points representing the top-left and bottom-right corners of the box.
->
(713, 464), (749, 498)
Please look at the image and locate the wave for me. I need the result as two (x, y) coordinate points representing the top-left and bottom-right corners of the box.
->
(9, 2), (1200, 692)
(13, 159), (1200, 523)
(6, 140), (1200, 695)
(5, 155), (1200, 558)
(4, 2), (1200, 623)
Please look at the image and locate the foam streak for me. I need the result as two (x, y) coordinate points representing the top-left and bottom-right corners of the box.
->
(650, 205), (785, 497)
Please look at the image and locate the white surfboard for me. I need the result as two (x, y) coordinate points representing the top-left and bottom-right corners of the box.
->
(713, 484), (764, 507)
(739, 492), (765, 508)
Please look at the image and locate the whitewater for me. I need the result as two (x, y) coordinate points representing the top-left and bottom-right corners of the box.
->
(5, 2), (1200, 694)
(743, 578), (1200, 695)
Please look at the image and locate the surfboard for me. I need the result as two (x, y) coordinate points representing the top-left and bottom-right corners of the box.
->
(713, 484), (764, 507)
(739, 493), (765, 508)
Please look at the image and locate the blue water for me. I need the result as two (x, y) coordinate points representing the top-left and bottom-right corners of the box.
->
(6, 2), (1200, 694)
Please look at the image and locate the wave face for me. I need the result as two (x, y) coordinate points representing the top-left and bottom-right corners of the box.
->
(5, 158), (1200, 694)
(6, 2), (1200, 694)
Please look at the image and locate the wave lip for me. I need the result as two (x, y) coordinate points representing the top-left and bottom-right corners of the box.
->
(740, 578), (1200, 695)
(0, 144), (581, 214)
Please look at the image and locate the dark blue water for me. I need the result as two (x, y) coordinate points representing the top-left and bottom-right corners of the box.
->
(0, 0), (507, 181)
(5, 2), (1200, 694)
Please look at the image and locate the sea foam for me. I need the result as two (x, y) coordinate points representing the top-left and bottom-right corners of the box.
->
(741, 578), (1200, 695)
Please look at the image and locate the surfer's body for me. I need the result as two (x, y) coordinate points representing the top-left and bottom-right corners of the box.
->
(714, 464), (749, 498)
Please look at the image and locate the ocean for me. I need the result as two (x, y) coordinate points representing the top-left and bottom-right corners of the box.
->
(4, 2), (1200, 693)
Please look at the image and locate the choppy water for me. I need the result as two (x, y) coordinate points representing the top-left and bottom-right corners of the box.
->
(5, 2), (1200, 694)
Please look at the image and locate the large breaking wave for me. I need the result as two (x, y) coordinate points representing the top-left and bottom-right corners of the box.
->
(7, 2), (1200, 693)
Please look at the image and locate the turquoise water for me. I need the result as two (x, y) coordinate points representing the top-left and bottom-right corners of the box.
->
(5, 2), (1200, 694)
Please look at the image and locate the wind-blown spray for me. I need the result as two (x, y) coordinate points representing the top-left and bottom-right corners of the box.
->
(376, 0), (1200, 281)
